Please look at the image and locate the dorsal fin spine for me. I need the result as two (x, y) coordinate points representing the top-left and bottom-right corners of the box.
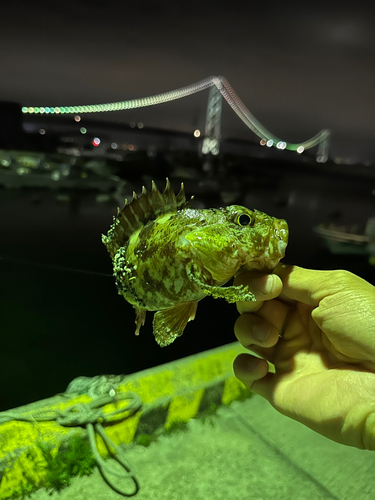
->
(102, 179), (189, 258)
(128, 204), (141, 225)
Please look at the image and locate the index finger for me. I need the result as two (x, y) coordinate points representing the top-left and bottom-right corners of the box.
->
(234, 271), (283, 314)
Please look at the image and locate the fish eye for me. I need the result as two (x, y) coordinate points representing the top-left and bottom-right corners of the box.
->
(236, 213), (254, 227)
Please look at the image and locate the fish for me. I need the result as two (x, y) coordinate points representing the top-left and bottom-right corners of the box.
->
(102, 179), (288, 347)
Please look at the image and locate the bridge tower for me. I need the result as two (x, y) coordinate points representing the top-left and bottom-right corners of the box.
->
(201, 81), (222, 155)
(316, 129), (330, 163)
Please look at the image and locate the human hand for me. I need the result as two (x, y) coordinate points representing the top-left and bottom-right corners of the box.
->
(233, 265), (375, 450)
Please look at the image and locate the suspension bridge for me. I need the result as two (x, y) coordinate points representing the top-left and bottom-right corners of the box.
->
(21, 75), (330, 161)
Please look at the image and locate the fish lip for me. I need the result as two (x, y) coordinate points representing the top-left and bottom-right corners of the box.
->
(278, 239), (288, 255)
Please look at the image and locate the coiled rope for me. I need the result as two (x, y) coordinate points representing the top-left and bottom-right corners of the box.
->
(0, 379), (143, 497)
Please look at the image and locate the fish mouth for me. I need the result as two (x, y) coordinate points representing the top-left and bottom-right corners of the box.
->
(276, 238), (288, 259)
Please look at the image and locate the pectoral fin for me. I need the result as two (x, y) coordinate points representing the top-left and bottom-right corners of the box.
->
(153, 301), (198, 347)
(187, 266), (256, 303)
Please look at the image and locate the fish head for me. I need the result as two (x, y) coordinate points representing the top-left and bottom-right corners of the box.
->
(223, 205), (289, 273)
(184, 205), (288, 283)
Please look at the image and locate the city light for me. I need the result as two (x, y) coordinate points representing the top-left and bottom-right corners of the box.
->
(194, 129), (201, 137)
(92, 137), (101, 147)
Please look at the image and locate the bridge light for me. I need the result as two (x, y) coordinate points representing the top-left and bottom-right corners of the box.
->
(297, 146), (304, 154)
(194, 129), (201, 137)
(20, 76), (328, 156)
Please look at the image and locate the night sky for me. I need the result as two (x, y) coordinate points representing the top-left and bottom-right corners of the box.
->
(1, 1), (375, 162)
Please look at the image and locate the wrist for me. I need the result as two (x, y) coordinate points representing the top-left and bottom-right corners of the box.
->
(341, 372), (375, 450)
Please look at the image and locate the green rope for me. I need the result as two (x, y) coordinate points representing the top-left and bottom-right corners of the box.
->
(0, 389), (142, 497)
(88, 422), (140, 496)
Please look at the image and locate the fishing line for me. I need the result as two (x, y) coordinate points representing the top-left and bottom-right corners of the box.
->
(0, 255), (112, 277)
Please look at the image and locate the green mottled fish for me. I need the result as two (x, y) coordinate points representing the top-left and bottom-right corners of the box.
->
(102, 179), (288, 347)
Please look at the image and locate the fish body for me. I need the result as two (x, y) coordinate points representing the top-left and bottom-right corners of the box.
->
(102, 179), (288, 347)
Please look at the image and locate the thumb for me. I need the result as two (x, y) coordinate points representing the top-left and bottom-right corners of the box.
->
(275, 264), (375, 363)
(273, 264), (351, 306)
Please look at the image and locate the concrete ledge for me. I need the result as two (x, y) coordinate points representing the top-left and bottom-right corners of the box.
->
(0, 342), (250, 499)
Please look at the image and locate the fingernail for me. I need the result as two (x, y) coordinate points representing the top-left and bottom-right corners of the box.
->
(252, 323), (270, 343)
(255, 275), (275, 295)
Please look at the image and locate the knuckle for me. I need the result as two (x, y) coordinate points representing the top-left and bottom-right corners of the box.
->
(332, 269), (353, 285)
